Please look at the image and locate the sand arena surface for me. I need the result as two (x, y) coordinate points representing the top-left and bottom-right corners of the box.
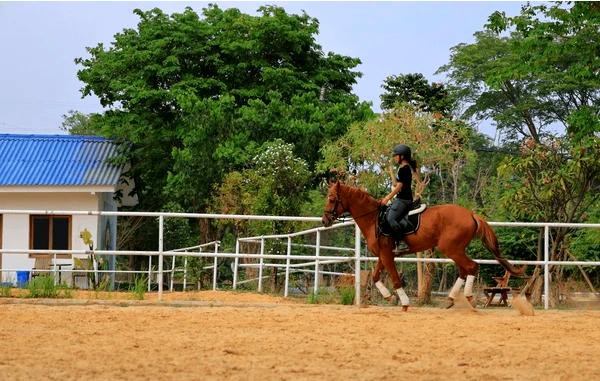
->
(1, 291), (600, 380)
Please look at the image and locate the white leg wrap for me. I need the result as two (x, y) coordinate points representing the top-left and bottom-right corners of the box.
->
(448, 277), (465, 299)
(375, 281), (391, 299)
(464, 275), (475, 297)
(396, 288), (410, 306)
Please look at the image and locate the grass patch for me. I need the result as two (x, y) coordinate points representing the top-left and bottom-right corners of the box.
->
(338, 286), (356, 305)
(0, 284), (11, 297)
(26, 275), (72, 298)
(130, 276), (147, 300)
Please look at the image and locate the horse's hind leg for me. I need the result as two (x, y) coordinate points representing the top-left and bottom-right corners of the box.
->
(379, 251), (410, 311)
(442, 248), (479, 308)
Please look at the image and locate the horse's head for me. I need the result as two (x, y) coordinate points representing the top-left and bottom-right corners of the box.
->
(322, 181), (346, 227)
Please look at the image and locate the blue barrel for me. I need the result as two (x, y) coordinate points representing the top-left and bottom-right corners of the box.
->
(16, 271), (30, 288)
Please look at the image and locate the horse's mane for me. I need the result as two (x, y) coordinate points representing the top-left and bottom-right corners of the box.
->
(339, 183), (378, 205)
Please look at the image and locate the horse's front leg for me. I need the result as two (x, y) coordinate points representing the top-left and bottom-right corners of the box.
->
(380, 249), (410, 311)
(372, 259), (392, 300)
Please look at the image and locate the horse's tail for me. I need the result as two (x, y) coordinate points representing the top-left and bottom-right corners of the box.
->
(473, 214), (526, 276)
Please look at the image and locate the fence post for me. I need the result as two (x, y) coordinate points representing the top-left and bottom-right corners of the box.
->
(544, 225), (550, 310)
(183, 256), (188, 291)
(233, 240), (240, 289)
(212, 243), (218, 291)
(148, 256), (152, 292)
(53, 253), (58, 285)
(314, 230), (321, 295)
(258, 238), (265, 293)
(158, 214), (164, 301)
(170, 255), (175, 292)
(284, 236), (291, 297)
(354, 223), (361, 306)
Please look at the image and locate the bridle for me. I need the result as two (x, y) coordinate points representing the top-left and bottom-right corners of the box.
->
(324, 192), (379, 222)
(324, 193), (342, 221)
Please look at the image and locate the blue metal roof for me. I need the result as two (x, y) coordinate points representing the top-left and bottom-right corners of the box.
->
(0, 134), (123, 187)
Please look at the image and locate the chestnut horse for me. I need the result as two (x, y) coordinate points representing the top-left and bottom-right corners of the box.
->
(321, 181), (525, 310)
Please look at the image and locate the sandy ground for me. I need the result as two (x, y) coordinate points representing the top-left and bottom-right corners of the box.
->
(1, 291), (600, 381)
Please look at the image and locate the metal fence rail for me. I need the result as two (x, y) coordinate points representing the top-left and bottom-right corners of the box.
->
(0, 209), (599, 309)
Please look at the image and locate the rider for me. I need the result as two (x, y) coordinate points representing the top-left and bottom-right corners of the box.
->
(380, 144), (417, 252)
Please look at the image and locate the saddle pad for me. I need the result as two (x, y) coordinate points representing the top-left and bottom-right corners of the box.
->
(378, 204), (426, 237)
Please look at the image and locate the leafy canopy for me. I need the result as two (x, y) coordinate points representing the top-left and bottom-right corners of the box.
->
(438, 2), (599, 144)
(76, 5), (372, 211)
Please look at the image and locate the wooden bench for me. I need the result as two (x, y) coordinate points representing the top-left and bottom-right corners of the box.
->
(483, 271), (532, 307)
(483, 271), (512, 307)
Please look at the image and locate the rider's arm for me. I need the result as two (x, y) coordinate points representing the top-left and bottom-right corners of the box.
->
(380, 182), (402, 205)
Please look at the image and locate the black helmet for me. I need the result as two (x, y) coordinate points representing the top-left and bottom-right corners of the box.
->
(392, 144), (411, 158)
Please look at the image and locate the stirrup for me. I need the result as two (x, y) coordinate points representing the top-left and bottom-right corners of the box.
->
(393, 240), (409, 254)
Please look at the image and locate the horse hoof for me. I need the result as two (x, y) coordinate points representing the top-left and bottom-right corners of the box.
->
(445, 298), (455, 309)
(401, 305), (409, 312)
(466, 296), (475, 307)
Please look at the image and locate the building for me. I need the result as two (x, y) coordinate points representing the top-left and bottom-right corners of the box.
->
(0, 134), (129, 286)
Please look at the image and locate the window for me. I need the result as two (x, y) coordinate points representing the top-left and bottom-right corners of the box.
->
(29, 215), (71, 258)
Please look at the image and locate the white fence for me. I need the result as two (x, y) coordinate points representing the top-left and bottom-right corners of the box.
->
(1, 209), (599, 310)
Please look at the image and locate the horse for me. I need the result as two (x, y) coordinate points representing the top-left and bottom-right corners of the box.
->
(321, 181), (525, 310)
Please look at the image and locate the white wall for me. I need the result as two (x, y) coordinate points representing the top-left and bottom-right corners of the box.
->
(0, 192), (107, 284)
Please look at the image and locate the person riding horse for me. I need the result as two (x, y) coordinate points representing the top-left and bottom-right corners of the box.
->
(380, 144), (418, 253)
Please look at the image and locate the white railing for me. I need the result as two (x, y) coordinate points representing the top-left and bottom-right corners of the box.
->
(0, 209), (599, 309)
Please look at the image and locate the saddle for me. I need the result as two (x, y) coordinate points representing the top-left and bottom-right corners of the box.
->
(378, 200), (427, 238)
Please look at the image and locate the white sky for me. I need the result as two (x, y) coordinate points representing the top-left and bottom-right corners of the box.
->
(0, 1), (525, 137)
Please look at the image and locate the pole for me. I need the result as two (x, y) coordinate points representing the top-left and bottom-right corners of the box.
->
(314, 230), (321, 295)
(158, 215), (164, 301)
(258, 238), (265, 293)
(284, 237), (291, 297)
(233, 240), (239, 289)
(354, 223), (361, 306)
(212, 244), (218, 291)
(544, 225), (550, 310)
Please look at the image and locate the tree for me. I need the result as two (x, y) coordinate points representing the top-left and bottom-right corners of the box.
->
(211, 140), (312, 291)
(76, 5), (372, 212)
(380, 73), (455, 117)
(438, 2), (599, 144)
(60, 110), (98, 135)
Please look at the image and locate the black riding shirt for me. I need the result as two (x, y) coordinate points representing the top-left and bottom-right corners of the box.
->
(395, 164), (413, 200)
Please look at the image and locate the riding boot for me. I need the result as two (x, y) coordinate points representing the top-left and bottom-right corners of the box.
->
(393, 235), (409, 254)
(393, 240), (409, 254)
(393, 219), (411, 254)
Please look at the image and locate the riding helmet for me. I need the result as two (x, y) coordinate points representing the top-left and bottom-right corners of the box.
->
(393, 144), (411, 158)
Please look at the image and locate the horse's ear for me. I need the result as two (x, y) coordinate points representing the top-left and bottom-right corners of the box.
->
(326, 169), (339, 185)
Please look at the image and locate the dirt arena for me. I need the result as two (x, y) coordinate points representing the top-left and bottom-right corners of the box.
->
(1, 291), (600, 380)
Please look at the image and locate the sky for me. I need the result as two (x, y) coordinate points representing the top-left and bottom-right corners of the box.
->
(0, 1), (525, 138)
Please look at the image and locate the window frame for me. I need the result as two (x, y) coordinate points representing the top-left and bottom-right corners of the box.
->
(29, 215), (72, 259)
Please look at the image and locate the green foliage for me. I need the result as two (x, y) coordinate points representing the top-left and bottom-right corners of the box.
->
(162, 202), (197, 250)
(319, 105), (474, 203)
(496, 137), (600, 223)
(60, 110), (99, 135)
(130, 276), (147, 300)
(26, 276), (72, 299)
(0, 284), (11, 297)
(76, 5), (373, 212)
(439, 2), (600, 144)
(380, 73), (455, 117)
(338, 285), (355, 305)
(212, 139), (312, 235)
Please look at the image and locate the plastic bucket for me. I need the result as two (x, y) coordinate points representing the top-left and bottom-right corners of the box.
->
(16, 271), (30, 288)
